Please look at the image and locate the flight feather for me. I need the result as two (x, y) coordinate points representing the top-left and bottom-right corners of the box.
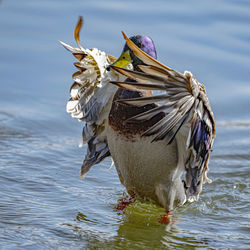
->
(60, 17), (120, 178)
(110, 33), (216, 200)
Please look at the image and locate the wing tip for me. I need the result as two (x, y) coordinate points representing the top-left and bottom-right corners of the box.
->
(121, 30), (128, 41)
(74, 16), (84, 49)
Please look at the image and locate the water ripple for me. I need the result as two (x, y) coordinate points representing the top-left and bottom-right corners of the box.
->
(0, 0), (250, 249)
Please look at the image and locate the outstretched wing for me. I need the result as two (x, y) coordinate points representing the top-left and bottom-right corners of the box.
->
(110, 32), (216, 200)
(60, 17), (119, 178)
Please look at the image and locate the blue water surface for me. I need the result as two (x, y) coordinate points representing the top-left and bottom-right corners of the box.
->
(0, 0), (249, 249)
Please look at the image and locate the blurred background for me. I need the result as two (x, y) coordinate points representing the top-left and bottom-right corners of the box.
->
(0, 0), (249, 249)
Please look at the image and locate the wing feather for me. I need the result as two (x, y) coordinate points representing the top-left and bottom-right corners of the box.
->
(110, 34), (216, 201)
(61, 17), (120, 178)
(138, 65), (186, 84)
(110, 80), (166, 91)
(110, 65), (186, 88)
(116, 94), (168, 106)
(127, 105), (171, 122)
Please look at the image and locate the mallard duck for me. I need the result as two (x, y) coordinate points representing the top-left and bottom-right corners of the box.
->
(61, 17), (216, 211)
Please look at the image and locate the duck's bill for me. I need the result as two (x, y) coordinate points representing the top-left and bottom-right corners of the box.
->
(107, 50), (132, 71)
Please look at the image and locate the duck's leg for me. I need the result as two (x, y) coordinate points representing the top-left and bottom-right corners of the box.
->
(159, 210), (173, 224)
(116, 193), (136, 211)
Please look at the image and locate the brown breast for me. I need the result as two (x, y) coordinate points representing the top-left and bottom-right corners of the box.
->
(108, 88), (165, 140)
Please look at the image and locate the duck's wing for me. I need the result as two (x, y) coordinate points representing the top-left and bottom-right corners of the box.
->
(60, 17), (119, 178)
(110, 32), (216, 199)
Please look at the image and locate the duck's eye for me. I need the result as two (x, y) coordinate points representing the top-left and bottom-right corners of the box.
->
(122, 56), (125, 59)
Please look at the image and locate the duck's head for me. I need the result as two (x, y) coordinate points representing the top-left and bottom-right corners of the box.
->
(107, 34), (157, 71)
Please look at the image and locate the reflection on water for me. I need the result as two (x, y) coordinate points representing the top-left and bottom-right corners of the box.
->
(0, 0), (250, 249)
(66, 203), (214, 249)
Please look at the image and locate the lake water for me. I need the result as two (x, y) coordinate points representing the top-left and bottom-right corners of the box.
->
(0, 0), (249, 249)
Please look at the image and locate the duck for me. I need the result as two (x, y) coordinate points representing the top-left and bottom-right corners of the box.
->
(60, 17), (216, 212)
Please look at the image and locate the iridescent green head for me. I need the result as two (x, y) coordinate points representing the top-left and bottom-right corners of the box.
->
(109, 35), (157, 71)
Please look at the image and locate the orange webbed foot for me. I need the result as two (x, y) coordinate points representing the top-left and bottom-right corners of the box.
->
(116, 195), (135, 211)
(159, 210), (173, 224)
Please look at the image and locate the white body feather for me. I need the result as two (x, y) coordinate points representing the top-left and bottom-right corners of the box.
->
(107, 125), (187, 210)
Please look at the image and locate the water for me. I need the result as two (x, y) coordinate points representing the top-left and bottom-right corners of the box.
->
(0, 0), (249, 249)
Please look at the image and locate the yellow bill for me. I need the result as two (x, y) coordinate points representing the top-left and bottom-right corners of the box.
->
(108, 50), (132, 69)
